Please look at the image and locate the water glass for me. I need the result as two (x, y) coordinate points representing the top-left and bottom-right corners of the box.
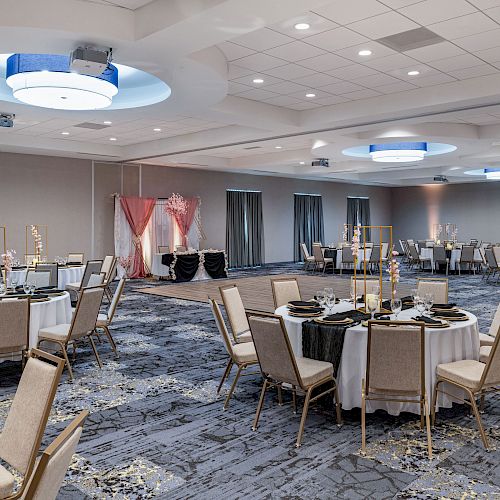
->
(23, 282), (30, 295)
(391, 298), (402, 319)
(416, 298), (426, 316)
(10, 277), (18, 291)
(424, 293), (434, 317)
(324, 287), (334, 300)
(366, 294), (379, 320)
(316, 290), (325, 308)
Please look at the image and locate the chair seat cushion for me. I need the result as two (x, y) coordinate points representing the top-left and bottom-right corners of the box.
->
(323, 258), (333, 263)
(38, 324), (71, 341)
(65, 282), (81, 291)
(235, 331), (252, 343)
(479, 332), (495, 347)
(232, 341), (257, 364)
(306, 256), (315, 262)
(0, 463), (14, 499)
(296, 357), (333, 387)
(96, 313), (109, 327)
(436, 359), (484, 390)
(479, 345), (491, 364)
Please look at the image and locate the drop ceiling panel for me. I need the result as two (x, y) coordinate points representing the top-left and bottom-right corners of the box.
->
(453, 29), (500, 51)
(428, 12), (499, 39)
(398, 0), (476, 25)
(404, 41), (467, 62)
(270, 12), (339, 39)
(264, 41), (327, 62)
(264, 63), (316, 80)
(217, 42), (255, 61)
(297, 52), (353, 71)
(347, 11), (419, 39)
(304, 27), (369, 51)
(229, 28), (294, 52)
(429, 53), (486, 71)
(312, 0), (390, 25)
(231, 53), (288, 71)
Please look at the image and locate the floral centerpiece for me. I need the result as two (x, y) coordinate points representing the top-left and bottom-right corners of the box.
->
(118, 255), (133, 277)
(342, 223), (349, 243)
(386, 248), (400, 297)
(30, 225), (43, 258)
(164, 193), (187, 217)
(1, 249), (16, 286)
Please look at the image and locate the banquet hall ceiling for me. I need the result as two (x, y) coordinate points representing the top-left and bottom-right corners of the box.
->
(2, 0), (500, 185)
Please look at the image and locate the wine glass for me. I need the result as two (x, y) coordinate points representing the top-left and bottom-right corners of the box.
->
(10, 277), (18, 292)
(316, 290), (325, 309)
(23, 281), (30, 295)
(366, 294), (379, 321)
(416, 298), (426, 317)
(29, 282), (36, 295)
(424, 293), (434, 317)
(391, 298), (402, 320)
(324, 287), (334, 301)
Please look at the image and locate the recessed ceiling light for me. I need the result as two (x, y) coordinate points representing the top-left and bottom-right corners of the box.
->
(408, 70), (420, 76)
(253, 78), (264, 84)
(294, 23), (310, 30)
(275, 146), (282, 149)
(358, 49), (372, 56)
(61, 131), (69, 135)
(153, 128), (162, 132)
(449, 166), (461, 171)
(299, 161), (305, 165)
(109, 137), (117, 141)
(305, 93), (316, 98)
(103, 121), (112, 125)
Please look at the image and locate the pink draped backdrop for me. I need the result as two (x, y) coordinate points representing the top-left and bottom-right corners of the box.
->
(120, 196), (157, 278)
(174, 197), (198, 247)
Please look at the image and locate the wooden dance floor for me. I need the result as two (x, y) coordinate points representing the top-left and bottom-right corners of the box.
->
(139, 274), (414, 312)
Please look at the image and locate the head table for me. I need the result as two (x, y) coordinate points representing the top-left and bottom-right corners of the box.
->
(6, 265), (85, 289)
(275, 301), (479, 416)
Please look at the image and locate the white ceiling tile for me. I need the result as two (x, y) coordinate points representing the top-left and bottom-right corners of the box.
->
(228, 64), (254, 79)
(375, 81), (418, 93)
(313, 95), (350, 105)
(312, 0), (390, 25)
(378, 0), (423, 7)
(286, 101), (323, 110)
(428, 12), (499, 39)
(386, 64), (440, 81)
(325, 64), (378, 80)
(227, 81), (252, 95)
(230, 28), (294, 52)
(264, 63), (316, 80)
(291, 73), (343, 87)
(404, 41), (466, 63)
(356, 73), (403, 87)
(429, 53), (485, 71)
(270, 12), (339, 39)
(263, 95), (303, 107)
(453, 28), (500, 52)
(236, 88), (280, 100)
(467, 0), (500, 8)
(304, 27), (369, 51)
(334, 41), (397, 62)
(264, 40), (326, 62)
(364, 53), (420, 71)
(264, 81), (308, 95)
(298, 52), (352, 71)
(217, 42), (255, 62)
(342, 88), (382, 100)
(398, 0), (476, 25)
(412, 73), (457, 86)
(320, 81), (367, 94)
(230, 74), (283, 87)
(447, 64), (499, 79)
(231, 53), (288, 71)
(474, 46), (500, 64)
(347, 11), (419, 39)
(483, 6), (500, 22)
(287, 89), (333, 100)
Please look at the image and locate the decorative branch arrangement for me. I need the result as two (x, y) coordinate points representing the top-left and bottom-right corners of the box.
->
(164, 193), (187, 217)
(386, 247), (400, 296)
(30, 225), (43, 256)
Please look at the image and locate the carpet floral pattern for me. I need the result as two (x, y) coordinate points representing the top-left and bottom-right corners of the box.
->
(0, 262), (499, 499)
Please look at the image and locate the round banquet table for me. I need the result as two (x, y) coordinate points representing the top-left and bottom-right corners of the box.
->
(420, 248), (482, 271)
(275, 303), (480, 415)
(7, 265), (85, 289)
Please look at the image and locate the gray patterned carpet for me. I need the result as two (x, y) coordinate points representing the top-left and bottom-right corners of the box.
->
(0, 262), (499, 499)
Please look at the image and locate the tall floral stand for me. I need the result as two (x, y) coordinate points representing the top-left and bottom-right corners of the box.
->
(25, 224), (48, 264)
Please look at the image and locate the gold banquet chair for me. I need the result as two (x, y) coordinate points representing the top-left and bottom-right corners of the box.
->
(66, 253), (84, 265)
(219, 285), (252, 343)
(0, 349), (64, 500)
(362, 320), (433, 459)
(432, 325), (500, 450)
(247, 311), (341, 448)
(209, 298), (258, 409)
(270, 277), (301, 309)
(37, 285), (106, 380)
(20, 411), (88, 500)
(0, 297), (30, 368)
(479, 302), (500, 348)
(416, 278), (448, 304)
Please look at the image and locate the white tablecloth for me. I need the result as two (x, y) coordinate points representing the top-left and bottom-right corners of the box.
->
(275, 303), (479, 415)
(420, 248), (482, 271)
(151, 254), (171, 278)
(7, 266), (85, 288)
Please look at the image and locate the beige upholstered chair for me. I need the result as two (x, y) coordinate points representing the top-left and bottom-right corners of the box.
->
(100, 255), (114, 277)
(35, 263), (59, 287)
(458, 245), (476, 274)
(24, 254), (37, 266)
(102, 257), (117, 302)
(312, 243), (333, 274)
(20, 410), (88, 500)
(351, 277), (380, 297)
(67, 253), (84, 265)
(95, 277), (126, 356)
(417, 278), (448, 304)
(432, 246), (449, 275)
(300, 243), (315, 271)
(0, 297), (30, 366)
(175, 245), (187, 252)
(247, 311), (341, 448)
(38, 286), (105, 380)
(158, 245), (170, 253)
(340, 246), (354, 275)
(26, 270), (51, 289)
(362, 321), (432, 458)
(271, 277), (301, 309)
(479, 303), (500, 347)
(65, 260), (103, 293)
(0, 349), (64, 500)
(219, 285), (252, 343)
(432, 325), (500, 450)
(87, 272), (105, 287)
(209, 298), (258, 409)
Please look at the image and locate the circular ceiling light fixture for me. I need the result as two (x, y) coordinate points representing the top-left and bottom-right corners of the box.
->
(369, 142), (428, 162)
(275, 145), (282, 149)
(6, 54), (118, 110)
(407, 70), (420, 76)
(253, 78), (264, 84)
(343, 142), (456, 161)
(465, 167), (500, 180)
(358, 49), (372, 56)
(305, 93), (316, 98)
(103, 120), (112, 125)
(294, 23), (310, 30)
(109, 137), (117, 141)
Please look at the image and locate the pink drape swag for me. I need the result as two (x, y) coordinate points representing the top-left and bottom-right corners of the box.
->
(120, 196), (157, 278)
(174, 197), (198, 247)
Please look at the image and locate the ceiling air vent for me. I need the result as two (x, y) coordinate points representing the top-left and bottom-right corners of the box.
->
(377, 27), (445, 52)
(73, 122), (111, 130)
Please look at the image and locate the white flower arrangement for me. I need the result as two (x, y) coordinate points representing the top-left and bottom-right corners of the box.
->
(30, 225), (43, 255)
(386, 248), (400, 293)
(1, 249), (16, 273)
(351, 225), (361, 258)
(164, 193), (187, 217)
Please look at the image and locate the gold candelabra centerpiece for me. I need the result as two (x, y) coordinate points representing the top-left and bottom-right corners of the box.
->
(25, 224), (48, 264)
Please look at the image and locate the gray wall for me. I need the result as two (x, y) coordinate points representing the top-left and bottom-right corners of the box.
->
(391, 183), (500, 243)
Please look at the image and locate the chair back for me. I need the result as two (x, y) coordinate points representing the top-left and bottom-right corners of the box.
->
(21, 411), (88, 500)
(0, 297), (30, 356)
(158, 245), (170, 253)
(26, 270), (51, 288)
(300, 243), (310, 260)
(69, 286), (105, 340)
(409, 244), (419, 260)
(219, 285), (250, 341)
(104, 256), (118, 284)
(100, 255), (114, 275)
(209, 298), (235, 358)
(485, 247), (497, 268)
(353, 278), (380, 296)
(80, 260), (103, 289)
(368, 245), (380, 263)
(247, 312), (302, 388)
(488, 302), (500, 338)
(417, 240), (427, 250)
(366, 321), (425, 396)
(342, 246), (354, 264)
(106, 277), (126, 323)
(35, 263), (58, 287)
(381, 242), (389, 258)
(86, 272), (105, 287)
(311, 243), (324, 263)
(460, 245), (475, 262)
(67, 253), (84, 265)
(493, 246), (500, 265)
(433, 245), (447, 262)
(480, 326), (500, 388)
(271, 277), (301, 309)
(175, 245), (187, 252)
(417, 279), (448, 303)
(0, 349), (64, 478)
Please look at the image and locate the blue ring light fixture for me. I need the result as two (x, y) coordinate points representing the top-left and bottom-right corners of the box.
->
(343, 142), (456, 162)
(465, 168), (500, 180)
(6, 54), (119, 110)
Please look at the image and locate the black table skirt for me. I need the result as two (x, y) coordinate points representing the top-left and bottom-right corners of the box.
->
(161, 251), (227, 282)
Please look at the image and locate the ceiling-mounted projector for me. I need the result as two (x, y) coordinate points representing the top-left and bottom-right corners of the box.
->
(312, 158), (329, 167)
(434, 175), (449, 183)
(0, 113), (14, 128)
(70, 47), (110, 76)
